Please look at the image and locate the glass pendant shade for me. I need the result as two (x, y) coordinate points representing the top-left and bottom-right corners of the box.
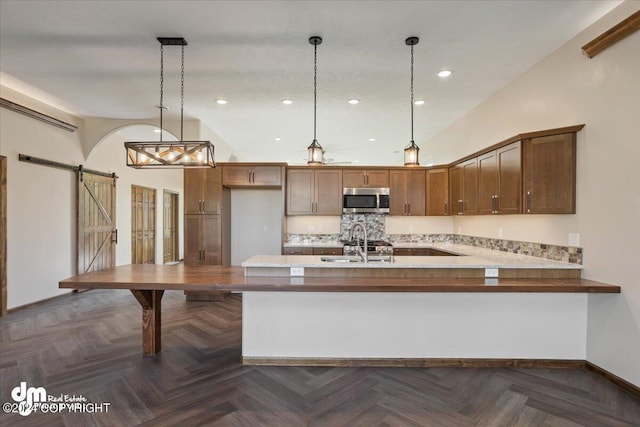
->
(404, 141), (420, 166)
(307, 139), (323, 165)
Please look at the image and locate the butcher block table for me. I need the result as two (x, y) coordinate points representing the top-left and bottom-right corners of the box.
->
(59, 264), (620, 357)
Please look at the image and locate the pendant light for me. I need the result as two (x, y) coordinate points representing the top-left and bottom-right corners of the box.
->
(125, 37), (215, 168)
(307, 36), (323, 165)
(404, 36), (420, 166)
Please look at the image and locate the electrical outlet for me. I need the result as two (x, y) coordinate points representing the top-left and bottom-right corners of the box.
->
(263, 225), (269, 232)
(498, 228), (503, 238)
(458, 226), (462, 234)
(408, 225), (414, 233)
(485, 268), (499, 278)
(568, 233), (580, 247)
(290, 267), (304, 277)
(308, 225), (315, 232)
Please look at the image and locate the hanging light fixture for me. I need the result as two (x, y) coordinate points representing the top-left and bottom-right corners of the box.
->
(404, 36), (420, 166)
(125, 37), (215, 168)
(307, 36), (323, 165)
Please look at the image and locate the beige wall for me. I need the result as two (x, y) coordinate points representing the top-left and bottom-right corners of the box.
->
(0, 86), (85, 308)
(425, 1), (640, 385)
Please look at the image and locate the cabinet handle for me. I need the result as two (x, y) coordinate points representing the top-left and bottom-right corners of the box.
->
(526, 191), (531, 213)
(494, 195), (499, 214)
(365, 174), (368, 185)
(444, 202), (448, 215)
(202, 200), (205, 213)
(458, 199), (463, 214)
(408, 202), (411, 215)
(112, 229), (118, 244)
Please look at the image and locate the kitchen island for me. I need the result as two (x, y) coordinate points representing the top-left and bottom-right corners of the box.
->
(59, 247), (619, 365)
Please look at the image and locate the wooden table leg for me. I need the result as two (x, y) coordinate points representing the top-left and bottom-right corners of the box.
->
(131, 290), (164, 355)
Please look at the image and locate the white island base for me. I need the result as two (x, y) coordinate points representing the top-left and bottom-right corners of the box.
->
(242, 292), (588, 364)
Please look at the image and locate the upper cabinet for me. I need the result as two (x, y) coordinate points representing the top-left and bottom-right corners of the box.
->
(449, 158), (478, 215)
(389, 170), (425, 216)
(523, 133), (576, 214)
(287, 169), (342, 216)
(222, 164), (282, 188)
(477, 142), (521, 215)
(343, 169), (389, 188)
(426, 168), (449, 216)
(184, 168), (222, 215)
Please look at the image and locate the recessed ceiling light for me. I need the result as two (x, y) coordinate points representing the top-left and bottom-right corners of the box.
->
(368, 138), (376, 142)
(216, 99), (227, 105)
(153, 129), (162, 133)
(438, 70), (452, 78)
(353, 160), (360, 163)
(281, 99), (293, 105)
(274, 137), (282, 142)
(348, 99), (359, 105)
(414, 100), (425, 105)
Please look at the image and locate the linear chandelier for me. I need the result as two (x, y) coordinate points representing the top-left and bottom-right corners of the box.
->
(125, 37), (215, 168)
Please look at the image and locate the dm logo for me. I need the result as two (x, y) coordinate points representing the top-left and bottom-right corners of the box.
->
(11, 382), (46, 416)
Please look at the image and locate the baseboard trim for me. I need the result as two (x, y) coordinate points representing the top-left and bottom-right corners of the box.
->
(242, 357), (586, 369)
(586, 361), (640, 398)
(6, 290), (75, 314)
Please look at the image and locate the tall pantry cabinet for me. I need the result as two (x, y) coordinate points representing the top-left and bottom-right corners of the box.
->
(184, 167), (230, 300)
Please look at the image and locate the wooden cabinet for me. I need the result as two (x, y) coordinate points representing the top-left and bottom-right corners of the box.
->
(184, 215), (221, 265)
(222, 165), (282, 187)
(286, 169), (342, 215)
(477, 142), (521, 215)
(523, 133), (576, 214)
(449, 158), (478, 215)
(389, 170), (426, 216)
(393, 247), (458, 256)
(283, 246), (343, 255)
(343, 169), (389, 188)
(426, 168), (449, 216)
(184, 168), (222, 214)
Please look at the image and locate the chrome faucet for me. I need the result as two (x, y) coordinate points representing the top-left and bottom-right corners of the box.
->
(349, 222), (368, 263)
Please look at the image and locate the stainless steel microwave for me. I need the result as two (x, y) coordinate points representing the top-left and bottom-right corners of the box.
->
(343, 188), (390, 214)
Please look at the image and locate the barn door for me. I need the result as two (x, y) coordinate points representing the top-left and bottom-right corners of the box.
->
(77, 170), (117, 274)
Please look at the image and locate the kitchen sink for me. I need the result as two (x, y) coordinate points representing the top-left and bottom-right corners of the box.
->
(320, 255), (394, 264)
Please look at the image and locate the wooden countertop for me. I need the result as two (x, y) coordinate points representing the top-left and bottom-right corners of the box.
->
(59, 265), (620, 293)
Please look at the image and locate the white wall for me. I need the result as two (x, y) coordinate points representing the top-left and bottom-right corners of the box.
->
(85, 130), (184, 266)
(0, 86), (85, 308)
(425, 1), (640, 385)
(231, 189), (283, 265)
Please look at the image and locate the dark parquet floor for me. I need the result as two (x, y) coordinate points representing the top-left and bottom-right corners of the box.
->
(0, 290), (638, 426)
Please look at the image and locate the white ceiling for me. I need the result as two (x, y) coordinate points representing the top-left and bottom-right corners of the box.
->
(0, 0), (621, 165)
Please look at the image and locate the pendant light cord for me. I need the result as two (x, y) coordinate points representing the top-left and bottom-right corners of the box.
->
(180, 45), (184, 142)
(160, 44), (164, 143)
(313, 42), (317, 141)
(410, 43), (414, 142)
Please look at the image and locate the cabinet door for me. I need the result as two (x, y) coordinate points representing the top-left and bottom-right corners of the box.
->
(449, 166), (463, 215)
(287, 170), (314, 215)
(389, 170), (407, 215)
(406, 170), (425, 216)
(478, 151), (498, 215)
(283, 247), (314, 255)
(184, 215), (203, 265)
(252, 166), (282, 186)
(461, 158), (478, 215)
(315, 170), (343, 215)
(222, 166), (251, 186)
(184, 169), (204, 214)
(497, 142), (521, 214)
(523, 133), (575, 214)
(202, 168), (222, 214)
(343, 170), (366, 188)
(202, 215), (222, 265)
(426, 168), (449, 216)
(313, 247), (343, 255)
(366, 170), (389, 187)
